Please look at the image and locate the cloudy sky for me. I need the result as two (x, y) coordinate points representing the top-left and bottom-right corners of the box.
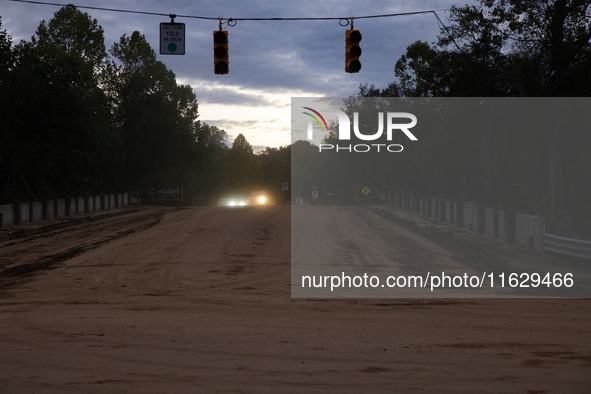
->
(1, 0), (473, 149)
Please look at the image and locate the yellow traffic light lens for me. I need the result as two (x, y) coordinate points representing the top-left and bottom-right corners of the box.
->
(349, 45), (362, 57)
(214, 46), (227, 58)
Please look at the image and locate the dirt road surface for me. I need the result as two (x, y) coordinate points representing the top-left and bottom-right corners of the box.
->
(0, 205), (590, 393)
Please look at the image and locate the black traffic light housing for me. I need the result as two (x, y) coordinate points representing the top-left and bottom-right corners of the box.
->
(214, 30), (229, 74)
(345, 29), (362, 73)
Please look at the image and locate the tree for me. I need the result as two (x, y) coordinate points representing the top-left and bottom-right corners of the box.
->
(0, 17), (14, 204)
(33, 4), (107, 72)
(109, 31), (199, 196)
(357, 82), (401, 97)
(2, 6), (112, 202)
(0, 17), (11, 72)
(110, 30), (155, 72)
(390, 1), (591, 97)
(257, 145), (291, 203)
(394, 41), (443, 97)
(193, 124), (229, 202)
(220, 134), (262, 193)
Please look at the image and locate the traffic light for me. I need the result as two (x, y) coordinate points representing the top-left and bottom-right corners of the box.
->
(213, 30), (229, 74)
(345, 29), (362, 73)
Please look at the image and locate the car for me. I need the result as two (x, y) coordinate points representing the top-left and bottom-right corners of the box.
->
(218, 198), (247, 207)
(246, 191), (270, 205)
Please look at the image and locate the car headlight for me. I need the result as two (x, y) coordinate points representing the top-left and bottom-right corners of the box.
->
(229, 201), (235, 206)
(239, 201), (246, 206)
(259, 197), (266, 203)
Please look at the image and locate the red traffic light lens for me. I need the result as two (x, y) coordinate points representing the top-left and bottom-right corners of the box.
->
(349, 31), (362, 43)
(214, 31), (227, 44)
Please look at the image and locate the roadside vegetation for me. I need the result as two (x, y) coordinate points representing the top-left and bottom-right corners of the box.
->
(0, 5), (290, 206)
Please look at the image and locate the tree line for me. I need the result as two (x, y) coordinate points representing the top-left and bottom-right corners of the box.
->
(0, 5), (289, 206)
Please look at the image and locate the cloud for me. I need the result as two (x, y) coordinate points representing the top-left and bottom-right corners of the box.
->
(196, 87), (272, 107)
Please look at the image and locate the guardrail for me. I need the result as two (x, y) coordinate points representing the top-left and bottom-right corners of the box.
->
(0, 192), (130, 229)
(542, 232), (591, 260)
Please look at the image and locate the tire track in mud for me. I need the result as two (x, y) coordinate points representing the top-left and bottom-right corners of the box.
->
(0, 208), (145, 244)
(0, 208), (169, 290)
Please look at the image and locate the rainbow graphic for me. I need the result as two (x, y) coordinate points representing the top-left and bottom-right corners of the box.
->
(302, 107), (328, 131)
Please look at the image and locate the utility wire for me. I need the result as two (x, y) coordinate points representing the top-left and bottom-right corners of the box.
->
(6, 0), (450, 23)
(6, 0), (461, 50)
(7, 0), (183, 19)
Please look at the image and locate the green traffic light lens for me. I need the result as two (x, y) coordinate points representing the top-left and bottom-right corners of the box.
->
(349, 60), (361, 72)
(215, 61), (228, 73)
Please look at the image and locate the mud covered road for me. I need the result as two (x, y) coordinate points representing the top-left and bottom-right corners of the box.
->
(0, 205), (590, 393)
